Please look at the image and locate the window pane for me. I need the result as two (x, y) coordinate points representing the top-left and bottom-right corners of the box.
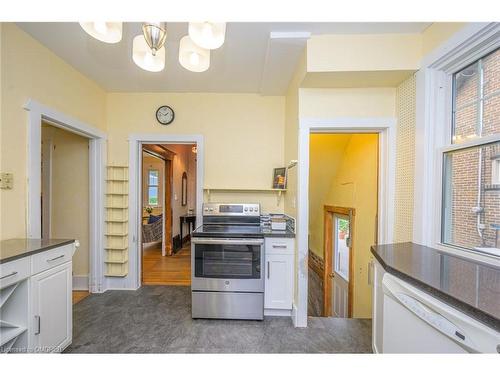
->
(148, 170), (158, 186)
(453, 103), (478, 143)
(454, 61), (479, 109)
(483, 95), (500, 137)
(483, 48), (500, 96)
(442, 142), (500, 254)
(148, 186), (158, 205)
(452, 48), (500, 143)
(335, 217), (350, 281)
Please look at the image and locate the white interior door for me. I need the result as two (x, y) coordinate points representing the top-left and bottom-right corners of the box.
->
(331, 214), (351, 318)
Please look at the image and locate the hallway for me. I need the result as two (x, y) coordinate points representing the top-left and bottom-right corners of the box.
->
(142, 242), (191, 285)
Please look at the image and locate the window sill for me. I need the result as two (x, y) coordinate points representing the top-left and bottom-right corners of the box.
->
(434, 243), (500, 269)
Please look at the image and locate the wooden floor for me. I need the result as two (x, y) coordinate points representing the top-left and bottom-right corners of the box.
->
(142, 241), (191, 285)
(73, 291), (90, 305)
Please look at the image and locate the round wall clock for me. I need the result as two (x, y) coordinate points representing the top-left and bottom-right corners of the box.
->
(156, 105), (175, 125)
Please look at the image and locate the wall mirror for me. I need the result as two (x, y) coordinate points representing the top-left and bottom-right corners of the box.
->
(181, 172), (188, 206)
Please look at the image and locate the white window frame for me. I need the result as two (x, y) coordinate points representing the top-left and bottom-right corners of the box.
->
(414, 22), (500, 266)
(147, 169), (159, 206)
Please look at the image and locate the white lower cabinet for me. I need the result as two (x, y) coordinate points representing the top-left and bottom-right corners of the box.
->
(0, 242), (74, 354)
(264, 237), (294, 314)
(31, 261), (72, 353)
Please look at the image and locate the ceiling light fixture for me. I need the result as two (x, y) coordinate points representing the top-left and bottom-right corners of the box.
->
(188, 22), (226, 50)
(132, 35), (165, 72)
(179, 36), (210, 72)
(79, 22), (123, 44)
(142, 22), (167, 55)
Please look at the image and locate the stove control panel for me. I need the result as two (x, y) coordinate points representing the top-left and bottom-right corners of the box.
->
(203, 203), (260, 216)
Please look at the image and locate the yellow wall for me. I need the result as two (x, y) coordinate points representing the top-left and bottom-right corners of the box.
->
(313, 134), (379, 318)
(41, 124), (90, 278)
(106, 92), (285, 214)
(307, 34), (422, 73)
(422, 23), (467, 57)
(0, 23), (106, 240)
(308, 134), (352, 257)
(299, 88), (396, 118)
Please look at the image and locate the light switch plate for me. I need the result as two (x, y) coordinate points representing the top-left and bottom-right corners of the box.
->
(0, 173), (13, 189)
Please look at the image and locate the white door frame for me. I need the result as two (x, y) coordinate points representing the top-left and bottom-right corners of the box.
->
(126, 134), (204, 290)
(295, 117), (396, 327)
(24, 99), (107, 293)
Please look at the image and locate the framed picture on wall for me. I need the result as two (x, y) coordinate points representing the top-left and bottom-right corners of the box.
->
(272, 167), (287, 189)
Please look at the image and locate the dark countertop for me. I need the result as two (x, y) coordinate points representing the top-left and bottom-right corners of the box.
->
(371, 242), (500, 332)
(0, 238), (75, 264)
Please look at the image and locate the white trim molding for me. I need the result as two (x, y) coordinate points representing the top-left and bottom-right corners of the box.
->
(125, 134), (205, 291)
(296, 116), (397, 328)
(73, 275), (90, 291)
(24, 99), (107, 294)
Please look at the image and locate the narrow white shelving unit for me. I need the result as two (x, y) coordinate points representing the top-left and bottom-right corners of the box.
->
(0, 279), (29, 353)
(105, 166), (129, 277)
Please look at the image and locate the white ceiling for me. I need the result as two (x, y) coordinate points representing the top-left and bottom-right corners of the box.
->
(17, 22), (431, 95)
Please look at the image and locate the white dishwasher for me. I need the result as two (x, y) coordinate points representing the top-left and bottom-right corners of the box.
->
(382, 273), (500, 353)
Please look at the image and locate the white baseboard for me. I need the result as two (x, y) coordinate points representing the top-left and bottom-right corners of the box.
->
(291, 302), (307, 327)
(264, 308), (292, 317)
(104, 276), (140, 291)
(73, 275), (89, 290)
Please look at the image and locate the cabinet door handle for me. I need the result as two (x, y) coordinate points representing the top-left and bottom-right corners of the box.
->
(35, 315), (41, 335)
(47, 254), (65, 262)
(267, 261), (270, 279)
(272, 244), (287, 248)
(0, 271), (18, 280)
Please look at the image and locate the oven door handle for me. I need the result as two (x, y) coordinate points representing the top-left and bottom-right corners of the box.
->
(191, 237), (264, 245)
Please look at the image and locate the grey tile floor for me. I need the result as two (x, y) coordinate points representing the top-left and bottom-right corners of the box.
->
(65, 286), (372, 353)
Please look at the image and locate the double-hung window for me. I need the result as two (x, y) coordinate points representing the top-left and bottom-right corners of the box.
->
(147, 169), (159, 206)
(441, 48), (500, 255)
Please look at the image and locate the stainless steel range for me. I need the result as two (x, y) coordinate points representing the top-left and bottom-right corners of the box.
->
(191, 203), (264, 320)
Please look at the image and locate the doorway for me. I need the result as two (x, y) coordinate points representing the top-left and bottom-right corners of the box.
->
(307, 132), (380, 320)
(140, 143), (197, 285)
(323, 206), (355, 318)
(41, 122), (90, 303)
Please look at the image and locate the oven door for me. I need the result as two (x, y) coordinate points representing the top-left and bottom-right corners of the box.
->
(191, 237), (264, 292)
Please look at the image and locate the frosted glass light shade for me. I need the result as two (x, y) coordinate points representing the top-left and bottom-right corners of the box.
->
(179, 36), (210, 72)
(188, 22), (226, 50)
(80, 22), (122, 44)
(132, 35), (165, 72)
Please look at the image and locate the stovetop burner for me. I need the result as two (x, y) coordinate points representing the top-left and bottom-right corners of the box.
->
(192, 203), (264, 238)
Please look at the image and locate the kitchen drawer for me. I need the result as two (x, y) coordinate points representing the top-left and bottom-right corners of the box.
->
(265, 237), (294, 255)
(31, 244), (73, 275)
(0, 257), (30, 289)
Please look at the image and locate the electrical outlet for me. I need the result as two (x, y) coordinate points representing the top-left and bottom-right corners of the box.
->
(0, 173), (13, 189)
